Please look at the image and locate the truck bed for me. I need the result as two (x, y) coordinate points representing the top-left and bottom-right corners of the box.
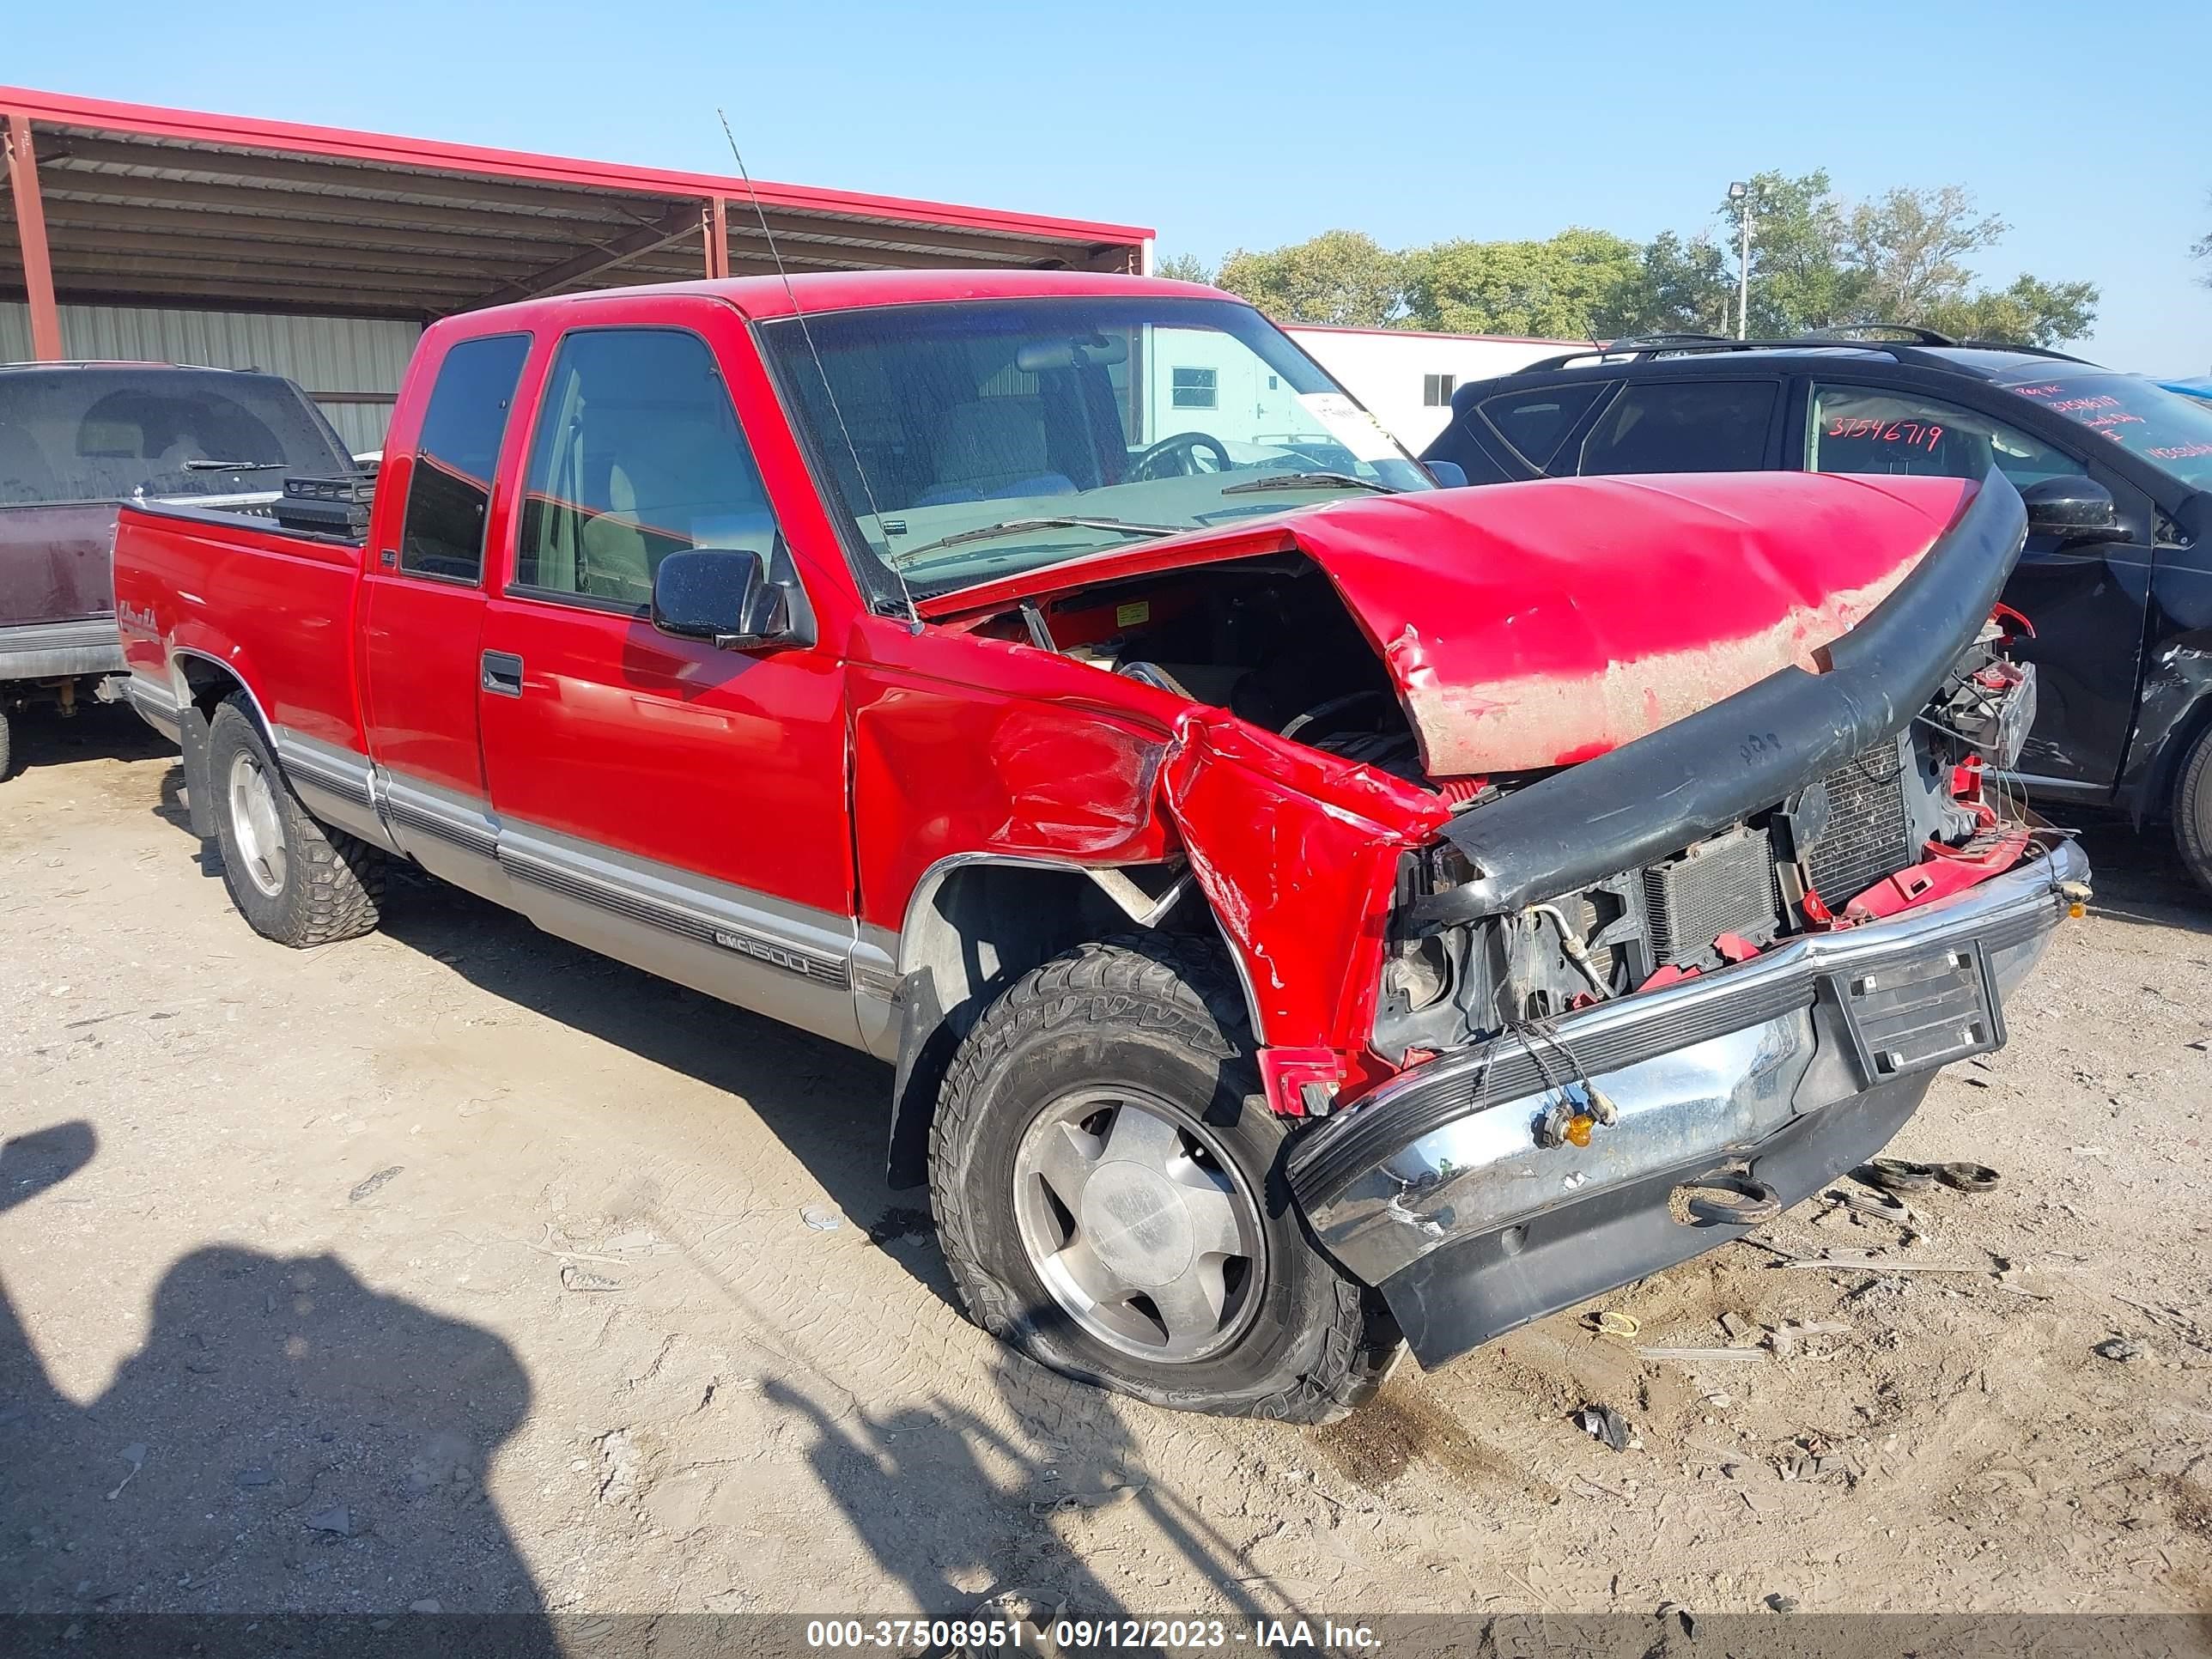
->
(112, 501), (368, 757)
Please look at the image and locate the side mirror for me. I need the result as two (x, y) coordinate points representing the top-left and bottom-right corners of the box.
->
(1424, 459), (1469, 489)
(650, 547), (789, 649)
(2021, 475), (2117, 541)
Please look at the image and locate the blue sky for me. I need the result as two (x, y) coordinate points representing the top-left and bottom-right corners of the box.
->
(10, 0), (2210, 375)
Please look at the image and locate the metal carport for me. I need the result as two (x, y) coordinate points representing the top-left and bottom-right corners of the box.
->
(0, 86), (1152, 442)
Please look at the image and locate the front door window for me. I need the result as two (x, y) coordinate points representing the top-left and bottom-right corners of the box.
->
(1805, 384), (2075, 495)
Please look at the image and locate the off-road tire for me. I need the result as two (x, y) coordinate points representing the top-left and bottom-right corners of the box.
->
(0, 707), (12, 782)
(929, 934), (1401, 1423)
(2174, 722), (2212, 899)
(206, 696), (384, 947)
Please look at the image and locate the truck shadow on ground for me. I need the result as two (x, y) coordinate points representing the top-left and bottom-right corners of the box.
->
(374, 872), (966, 1313)
(757, 1352), (1281, 1638)
(0, 1121), (550, 1626)
(4, 700), (170, 779)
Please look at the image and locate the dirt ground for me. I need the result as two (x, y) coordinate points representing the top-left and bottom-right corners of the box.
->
(3, 701), (2210, 1626)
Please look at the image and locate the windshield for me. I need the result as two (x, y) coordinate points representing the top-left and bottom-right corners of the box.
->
(2007, 374), (2212, 492)
(759, 296), (1431, 596)
(0, 367), (353, 507)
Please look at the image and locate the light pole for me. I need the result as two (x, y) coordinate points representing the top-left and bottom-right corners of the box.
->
(1729, 180), (1752, 340)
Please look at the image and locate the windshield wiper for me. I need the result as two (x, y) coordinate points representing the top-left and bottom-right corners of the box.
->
(888, 515), (1176, 567)
(181, 459), (288, 471)
(1220, 470), (1396, 496)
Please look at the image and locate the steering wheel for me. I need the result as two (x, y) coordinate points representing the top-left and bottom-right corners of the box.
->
(1130, 430), (1233, 481)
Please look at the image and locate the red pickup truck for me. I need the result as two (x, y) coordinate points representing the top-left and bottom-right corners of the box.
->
(114, 270), (2085, 1423)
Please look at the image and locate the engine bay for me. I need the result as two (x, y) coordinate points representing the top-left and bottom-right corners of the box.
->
(959, 555), (1445, 787)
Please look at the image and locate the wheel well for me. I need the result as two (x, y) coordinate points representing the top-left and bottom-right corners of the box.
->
(176, 653), (251, 721)
(2137, 693), (2212, 826)
(884, 858), (1255, 1187)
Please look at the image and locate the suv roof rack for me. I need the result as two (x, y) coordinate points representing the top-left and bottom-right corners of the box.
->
(1516, 329), (2096, 376)
(1799, 324), (1960, 345)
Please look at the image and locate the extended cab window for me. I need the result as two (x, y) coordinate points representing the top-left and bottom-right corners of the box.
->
(1478, 382), (1605, 471)
(514, 328), (779, 610)
(398, 333), (530, 582)
(1808, 383), (2075, 494)
(1577, 380), (1778, 475)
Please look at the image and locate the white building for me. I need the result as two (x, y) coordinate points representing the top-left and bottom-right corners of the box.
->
(1285, 325), (1591, 452)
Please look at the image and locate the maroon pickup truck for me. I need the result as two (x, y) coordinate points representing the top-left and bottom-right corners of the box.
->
(0, 361), (357, 775)
(112, 270), (2084, 1423)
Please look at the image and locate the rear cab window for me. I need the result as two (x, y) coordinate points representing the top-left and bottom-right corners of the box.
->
(398, 334), (532, 583)
(1577, 380), (1779, 475)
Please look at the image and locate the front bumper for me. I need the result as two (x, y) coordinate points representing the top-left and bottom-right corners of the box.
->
(1289, 838), (2087, 1367)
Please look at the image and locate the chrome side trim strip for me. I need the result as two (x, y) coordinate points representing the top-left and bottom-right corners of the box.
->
(272, 727), (375, 811)
(123, 672), (183, 740)
(497, 826), (853, 991)
(380, 773), (500, 864)
(273, 728), (401, 854)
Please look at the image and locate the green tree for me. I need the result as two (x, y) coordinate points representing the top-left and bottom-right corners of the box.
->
(1608, 231), (1734, 338)
(1918, 276), (2100, 348)
(1717, 172), (2094, 345)
(1845, 185), (2009, 319)
(1401, 228), (1645, 338)
(1719, 170), (1865, 337)
(1154, 252), (1213, 285)
(1212, 230), (1405, 326)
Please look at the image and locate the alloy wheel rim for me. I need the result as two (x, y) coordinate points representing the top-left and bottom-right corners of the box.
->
(227, 751), (288, 898)
(1012, 1085), (1266, 1364)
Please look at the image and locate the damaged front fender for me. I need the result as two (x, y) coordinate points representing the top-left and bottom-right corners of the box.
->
(1158, 711), (1446, 1065)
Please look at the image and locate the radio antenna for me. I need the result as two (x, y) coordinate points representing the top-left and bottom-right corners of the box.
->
(717, 108), (919, 632)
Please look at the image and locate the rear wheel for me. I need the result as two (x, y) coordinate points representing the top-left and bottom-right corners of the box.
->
(206, 696), (383, 947)
(2173, 722), (2212, 899)
(929, 935), (1401, 1422)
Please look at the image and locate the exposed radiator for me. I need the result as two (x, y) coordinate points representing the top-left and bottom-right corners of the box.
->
(1644, 826), (1779, 966)
(1805, 739), (1917, 904)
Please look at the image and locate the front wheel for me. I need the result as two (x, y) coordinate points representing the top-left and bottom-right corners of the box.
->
(206, 696), (384, 947)
(928, 936), (1401, 1422)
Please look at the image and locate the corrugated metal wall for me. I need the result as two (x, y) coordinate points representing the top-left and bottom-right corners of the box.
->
(0, 303), (419, 454)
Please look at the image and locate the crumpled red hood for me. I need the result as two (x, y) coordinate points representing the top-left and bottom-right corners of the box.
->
(922, 470), (1982, 775)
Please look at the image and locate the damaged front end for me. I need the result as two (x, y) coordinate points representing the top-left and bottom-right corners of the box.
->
(1279, 467), (2090, 1368)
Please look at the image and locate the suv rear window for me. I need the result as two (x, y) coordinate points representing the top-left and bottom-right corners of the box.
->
(1577, 380), (1778, 476)
(1478, 383), (1606, 470)
(0, 367), (351, 507)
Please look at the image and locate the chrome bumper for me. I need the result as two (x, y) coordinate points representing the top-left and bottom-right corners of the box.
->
(1289, 839), (2087, 1364)
(0, 617), (125, 682)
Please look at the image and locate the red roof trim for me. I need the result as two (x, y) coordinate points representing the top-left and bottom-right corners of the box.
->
(0, 83), (1153, 247)
(1284, 323), (1594, 347)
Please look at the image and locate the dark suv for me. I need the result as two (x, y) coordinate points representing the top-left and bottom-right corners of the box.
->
(1421, 331), (2212, 892)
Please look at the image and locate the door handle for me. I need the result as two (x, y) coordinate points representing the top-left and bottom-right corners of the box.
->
(481, 650), (525, 697)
